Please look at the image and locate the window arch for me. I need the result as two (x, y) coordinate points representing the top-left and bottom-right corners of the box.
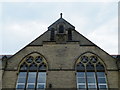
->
(16, 53), (48, 89)
(75, 53), (108, 89)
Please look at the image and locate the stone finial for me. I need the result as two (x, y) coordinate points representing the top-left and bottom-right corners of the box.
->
(60, 13), (62, 18)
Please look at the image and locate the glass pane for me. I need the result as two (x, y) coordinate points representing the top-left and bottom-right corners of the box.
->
(38, 72), (46, 83)
(78, 78), (86, 83)
(87, 78), (96, 83)
(77, 72), (85, 77)
(26, 56), (33, 63)
(29, 63), (37, 70)
(17, 72), (27, 83)
(37, 84), (45, 89)
(98, 78), (106, 83)
(78, 85), (86, 89)
(90, 56), (98, 63)
(97, 72), (105, 77)
(96, 63), (104, 71)
(35, 56), (43, 63)
(81, 56), (88, 63)
(76, 63), (85, 71)
(86, 63), (94, 71)
(20, 64), (28, 70)
(17, 84), (25, 89)
(88, 85), (96, 88)
(87, 72), (94, 77)
(19, 72), (27, 76)
(28, 78), (36, 83)
(18, 78), (26, 83)
(27, 84), (35, 89)
(27, 72), (36, 83)
(39, 64), (46, 70)
(59, 25), (64, 33)
(99, 85), (107, 89)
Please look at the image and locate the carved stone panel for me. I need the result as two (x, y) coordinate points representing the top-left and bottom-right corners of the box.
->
(56, 33), (66, 43)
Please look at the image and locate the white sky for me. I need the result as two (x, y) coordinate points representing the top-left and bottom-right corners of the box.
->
(0, 1), (119, 55)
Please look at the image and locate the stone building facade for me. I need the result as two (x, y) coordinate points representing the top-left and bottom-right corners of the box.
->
(1, 14), (120, 89)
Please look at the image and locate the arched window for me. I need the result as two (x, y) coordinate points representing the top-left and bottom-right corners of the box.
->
(16, 54), (47, 89)
(59, 25), (64, 33)
(76, 54), (108, 89)
(50, 28), (55, 41)
(68, 29), (72, 41)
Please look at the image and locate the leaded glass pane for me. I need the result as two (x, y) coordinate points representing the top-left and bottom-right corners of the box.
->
(20, 63), (28, 70)
(27, 72), (36, 83)
(78, 85), (86, 89)
(77, 72), (85, 77)
(17, 84), (25, 89)
(87, 72), (94, 77)
(90, 56), (98, 63)
(97, 72), (105, 77)
(29, 63), (37, 70)
(26, 56), (33, 63)
(97, 72), (107, 89)
(77, 72), (86, 89)
(96, 62), (104, 71)
(16, 72), (27, 89)
(98, 78), (106, 83)
(81, 56), (88, 63)
(86, 63), (94, 71)
(37, 72), (46, 83)
(78, 78), (86, 83)
(39, 64), (46, 70)
(27, 84), (35, 89)
(37, 72), (46, 89)
(88, 84), (96, 89)
(18, 78), (26, 83)
(35, 56), (43, 63)
(99, 85), (107, 89)
(76, 63), (85, 71)
(37, 84), (45, 89)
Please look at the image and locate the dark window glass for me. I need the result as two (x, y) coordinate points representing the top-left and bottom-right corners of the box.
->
(81, 56), (88, 63)
(76, 62), (85, 71)
(39, 63), (46, 70)
(35, 56), (43, 63)
(86, 62), (94, 71)
(90, 56), (98, 63)
(27, 84), (35, 89)
(20, 63), (28, 71)
(68, 29), (72, 41)
(17, 84), (25, 89)
(29, 63), (37, 70)
(78, 85), (86, 89)
(59, 25), (64, 33)
(96, 62), (104, 71)
(26, 56), (33, 63)
(50, 28), (55, 41)
(37, 84), (45, 89)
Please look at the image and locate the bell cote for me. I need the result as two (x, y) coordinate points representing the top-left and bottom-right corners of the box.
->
(48, 13), (75, 43)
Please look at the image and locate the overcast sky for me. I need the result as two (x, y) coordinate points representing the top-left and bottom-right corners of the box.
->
(0, 1), (119, 55)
